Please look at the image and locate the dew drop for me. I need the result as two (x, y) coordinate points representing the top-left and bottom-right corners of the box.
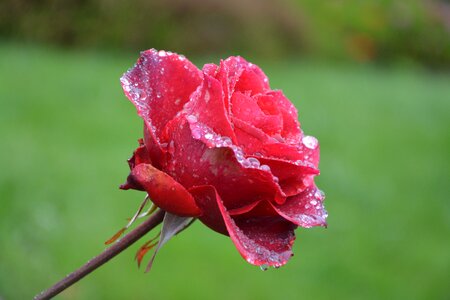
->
(222, 137), (232, 147)
(186, 115), (198, 123)
(168, 140), (175, 154)
(204, 90), (210, 103)
(314, 189), (325, 200)
(242, 160), (251, 168)
(260, 164), (271, 172)
(204, 133), (213, 140)
(191, 128), (201, 139)
(260, 264), (268, 271)
(302, 135), (318, 150)
(247, 157), (260, 168)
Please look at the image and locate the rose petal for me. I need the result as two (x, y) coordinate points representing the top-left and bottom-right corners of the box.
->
(299, 135), (320, 168)
(262, 142), (306, 161)
(126, 163), (201, 217)
(232, 117), (312, 164)
(191, 185), (296, 267)
(127, 139), (151, 170)
(224, 57), (270, 96)
(232, 117), (277, 154)
(213, 56), (269, 111)
(121, 49), (202, 162)
(231, 92), (283, 136)
(183, 73), (237, 142)
(202, 63), (218, 77)
(120, 139), (152, 190)
(214, 58), (245, 111)
(162, 116), (285, 209)
(257, 91), (302, 144)
(233, 199), (280, 218)
(231, 116), (304, 162)
(271, 185), (328, 228)
(229, 117), (320, 196)
(189, 185), (228, 235)
(258, 157), (319, 196)
(231, 215), (296, 267)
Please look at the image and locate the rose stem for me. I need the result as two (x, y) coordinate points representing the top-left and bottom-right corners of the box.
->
(34, 209), (166, 300)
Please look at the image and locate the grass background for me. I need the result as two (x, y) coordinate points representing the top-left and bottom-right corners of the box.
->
(0, 43), (449, 299)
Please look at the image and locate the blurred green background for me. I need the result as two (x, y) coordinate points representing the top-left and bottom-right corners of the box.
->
(0, 0), (449, 299)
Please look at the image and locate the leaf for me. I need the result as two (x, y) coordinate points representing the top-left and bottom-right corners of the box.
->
(125, 195), (150, 229)
(145, 213), (195, 272)
(104, 227), (127, 245)
(104, 195), (150, 245)
(135, 241), (158, 268)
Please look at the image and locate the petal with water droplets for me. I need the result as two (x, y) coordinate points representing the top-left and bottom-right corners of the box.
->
(231, 92), (283, 136)
(257, 91), (302, 144)
(258, 156), (319, 196)
(183, 73), (236, 142)
(271, 185), (328, 228)
(231, 116), (276, 155)
(195, 185), (296, 267)
(189, 185), (228, 235)
(222, 56), (270, 96)
(162, 116), (285, 210)
(121, 49), (202, 163)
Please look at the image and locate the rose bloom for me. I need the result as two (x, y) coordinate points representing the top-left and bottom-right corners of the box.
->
(120, 49), (327, 268)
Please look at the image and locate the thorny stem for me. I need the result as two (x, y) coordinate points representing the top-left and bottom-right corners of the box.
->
(34, 209), (165, 300)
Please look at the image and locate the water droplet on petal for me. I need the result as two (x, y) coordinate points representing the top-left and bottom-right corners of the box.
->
(242, 160), (251, 168)
(204, 90), (210, 103)
(186, 115), (198, 123)
(168, 141), (175, 154)
(302, 135), (318, 150)
(247, 157), (260, 168)
(314, 189), (325, 200)
(191, 128), (201, 139)
(260, 164), (271, 172)
(222, 137), (232, 147)
(260, 264), (268, 271)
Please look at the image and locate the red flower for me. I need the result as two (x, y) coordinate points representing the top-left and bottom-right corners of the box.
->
(120, 50), (327, 268)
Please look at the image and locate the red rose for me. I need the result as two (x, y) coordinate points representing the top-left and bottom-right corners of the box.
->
(120, 49), (327, 268)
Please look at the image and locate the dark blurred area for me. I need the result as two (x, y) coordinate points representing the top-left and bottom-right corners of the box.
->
(1, 0), (449, 67)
